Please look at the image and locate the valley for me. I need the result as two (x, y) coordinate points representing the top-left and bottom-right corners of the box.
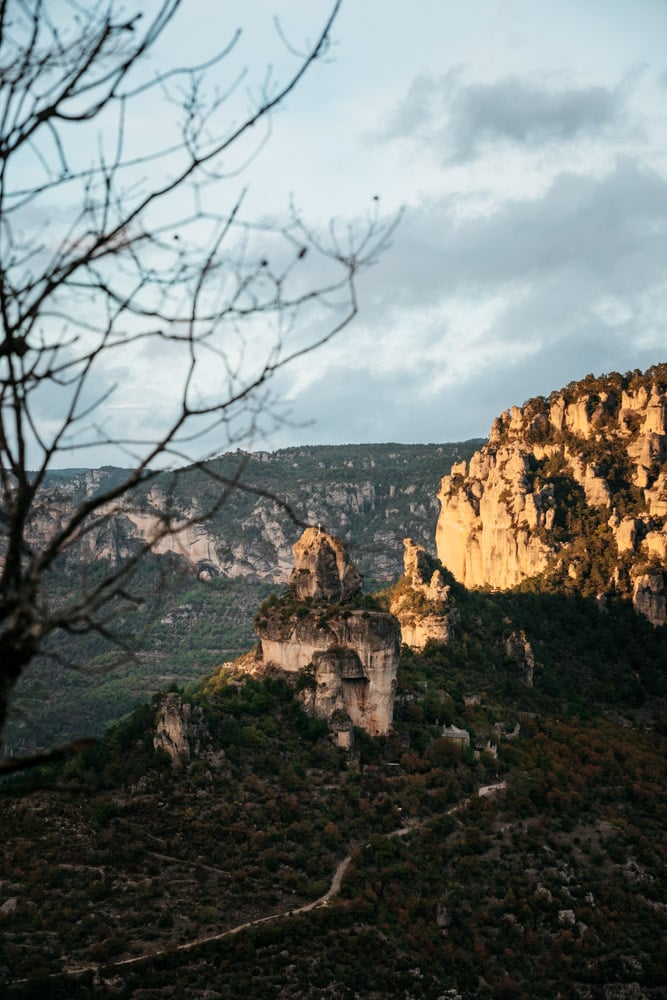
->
(5, 441), (481, 754)
(1, 366), (666, 998)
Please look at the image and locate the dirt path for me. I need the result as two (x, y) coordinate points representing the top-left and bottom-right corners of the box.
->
(62, 854), (355, 977)
(146, 851), (231, 878)
(54, 781), (506, 981)
(298, 855), (353, 911)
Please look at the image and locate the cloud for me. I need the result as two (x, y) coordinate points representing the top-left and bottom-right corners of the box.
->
(377, 70), (627, 161)
(270, 361), (485, 446)
(358, 159), (667, 315)
(266, 156), (667, 448)
(270, 301), (666, 450)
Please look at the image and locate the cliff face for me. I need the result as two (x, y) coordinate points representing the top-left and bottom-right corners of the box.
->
(18, 443), (480, 586)
(153, 692), (209, 766)
(436, 366), (667, 624)
(258, 610), (400, 740)
(435, 445), (557, 590)
(389, 539), (453, 651)
(254, 529), (400, 741)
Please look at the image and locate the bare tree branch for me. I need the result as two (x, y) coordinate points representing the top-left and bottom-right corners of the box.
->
(0, 0), (400, 758)
(0, 737), (97, 776)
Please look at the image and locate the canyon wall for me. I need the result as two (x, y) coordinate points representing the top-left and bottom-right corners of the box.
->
(436, 367), (667, 624)
(17, 443), (479, 587)
(254, 528), (401, 741)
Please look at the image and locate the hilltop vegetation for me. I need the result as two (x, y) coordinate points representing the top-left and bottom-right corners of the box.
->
(6, 441), (482, 755)
(2, 567), (665, 998)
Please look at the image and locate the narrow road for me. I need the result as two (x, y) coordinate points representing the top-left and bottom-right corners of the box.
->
(63, 855), (355, 976)
(50, 781), (506, 982)
(297, 855), (353, 911)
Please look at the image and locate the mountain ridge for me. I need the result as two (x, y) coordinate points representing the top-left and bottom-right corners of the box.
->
(1, 369), (666, 998)
(436, 364), (667, 624)
(6, 441), (482, 753)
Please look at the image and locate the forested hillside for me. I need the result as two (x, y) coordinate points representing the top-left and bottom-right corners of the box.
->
(5, 441), (482, 754)
(2, 370), (666, 998)
(2, 567), (665, 998)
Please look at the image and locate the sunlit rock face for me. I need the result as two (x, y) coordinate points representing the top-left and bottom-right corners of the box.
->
(398, 615), (452, 652)
(389, 539), (452, 651)
(436, 445), (555, 590)
(402, 538), (450, 602)
(255, 528), (400, 737)
(289, 525), (363, 602)
(435, 367), (667, 624)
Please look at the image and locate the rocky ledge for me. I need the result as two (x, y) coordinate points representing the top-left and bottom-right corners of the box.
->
(254, 527), (401, 744)
(389, 538), (453, 651)
(436, 366), (667, 625)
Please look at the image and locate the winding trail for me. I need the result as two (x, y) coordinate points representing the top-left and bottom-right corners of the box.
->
(62, 854), (356, 977)
(43, 782), (507, 982)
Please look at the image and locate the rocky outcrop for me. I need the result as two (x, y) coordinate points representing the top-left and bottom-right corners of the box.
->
(398, 614), (452, 651)
(631, 572), (667, 628)
(436, 446), (555, 590)
(153, 692), (209, 766)
(644, 470), (667, 518)
(254, 529), (401, 740)
(289, 526), (363, 602)
(436, 366), (667, 623)
(504, 630), (535, 687)
(296, 616), (400, 739)
(390, 539), (452, 650)
(402, 537), (451, 602)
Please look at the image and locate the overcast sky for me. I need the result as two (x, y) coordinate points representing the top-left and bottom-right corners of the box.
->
(241, 0), (667, 450)
(21, 0), (667, 464)
(263, 0), (667, 449)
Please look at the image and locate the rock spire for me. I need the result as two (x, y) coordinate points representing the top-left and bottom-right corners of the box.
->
(288, 525), (363, 602)
(255, 527), (400, 742)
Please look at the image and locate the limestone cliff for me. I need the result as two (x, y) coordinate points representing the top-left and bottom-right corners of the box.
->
(253, 529), (400, 741)
(153, 692), (209, 766)
(16, 443), (479, 588)
(389, 539), (453, 650)
(436, 365), (667, 624)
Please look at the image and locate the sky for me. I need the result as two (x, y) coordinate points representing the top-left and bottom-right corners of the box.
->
(258, 0), (667, 448)
(12, 0), (667, 465)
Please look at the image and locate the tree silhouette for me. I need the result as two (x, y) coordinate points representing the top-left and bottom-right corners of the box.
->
(0, 0), (397, 760)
